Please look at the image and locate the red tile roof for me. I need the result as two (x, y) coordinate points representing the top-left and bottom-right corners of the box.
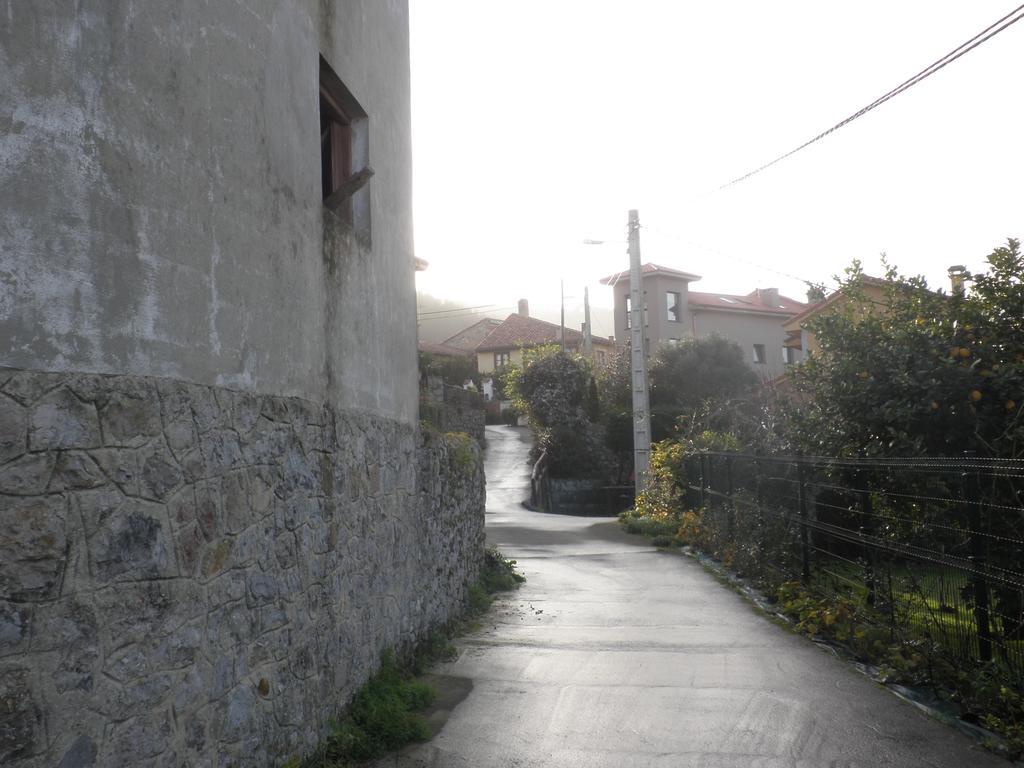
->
(476, 314), (584, 352)
(599, 262), (702, 285)
(440, 318), (503, 351)
(687, 290), (806, 316)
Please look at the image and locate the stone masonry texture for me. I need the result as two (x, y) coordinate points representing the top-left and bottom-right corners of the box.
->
(0, 368), (485, 767)
(420, 378), (485, 444)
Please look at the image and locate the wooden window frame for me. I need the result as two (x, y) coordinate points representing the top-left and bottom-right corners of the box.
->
(319, 56), (372, 233)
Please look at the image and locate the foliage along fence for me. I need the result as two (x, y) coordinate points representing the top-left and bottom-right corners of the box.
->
(685, 452), (1024, 680)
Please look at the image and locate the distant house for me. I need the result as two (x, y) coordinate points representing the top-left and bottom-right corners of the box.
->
(600, 263), (806, 380)
(475, 305), (615, 374)
(781, 276), (889, 363)
(440, 317), (503, 353)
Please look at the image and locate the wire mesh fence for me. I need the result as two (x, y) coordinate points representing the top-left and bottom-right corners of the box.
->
(684, 452), (1024, 679)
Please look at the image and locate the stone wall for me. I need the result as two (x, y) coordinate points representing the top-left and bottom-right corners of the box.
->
(419, 377), (485, 444)
(533, 476), (633, 517)
(0, 368), (484, 767)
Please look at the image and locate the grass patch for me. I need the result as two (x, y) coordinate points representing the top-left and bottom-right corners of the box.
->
(285, 548), (524, 767)
(618, 508), (681, 541)
(323, 651), (435, 762)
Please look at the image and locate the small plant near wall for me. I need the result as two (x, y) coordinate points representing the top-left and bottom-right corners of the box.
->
(284, 550), (524, 767)
(445, 431), (478, 477)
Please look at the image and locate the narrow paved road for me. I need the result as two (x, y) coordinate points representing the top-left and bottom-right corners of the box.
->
(383, 425), (1005, 767)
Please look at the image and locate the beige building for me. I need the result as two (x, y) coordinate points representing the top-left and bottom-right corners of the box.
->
(601, 263), (806, 380)
(475, 308), (615, 374)
(782, 277), (889, 361)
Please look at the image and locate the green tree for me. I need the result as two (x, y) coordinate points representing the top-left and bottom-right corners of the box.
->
(595, 346), (636, 482)
(790, 240), (1024, 459)
(648, 335), (759, 441)
(509, 348), (610, 478)
(418, 352), (477, 388)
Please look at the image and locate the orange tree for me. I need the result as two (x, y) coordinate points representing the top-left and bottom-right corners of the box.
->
(788, 240), (1024, 638)
(790, 239), (1024, 460)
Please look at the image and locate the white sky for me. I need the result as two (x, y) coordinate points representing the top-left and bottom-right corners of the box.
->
(410, 1), (1024, 330)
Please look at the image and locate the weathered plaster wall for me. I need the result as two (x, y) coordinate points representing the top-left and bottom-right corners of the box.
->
(690, 310), (791, 381)
(610, 275), (692, 349)
(0, 368), (484, 767)
(0, 0), (417, 423)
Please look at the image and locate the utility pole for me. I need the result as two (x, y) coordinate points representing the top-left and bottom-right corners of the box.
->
(627, 209), (651, 495)
(583, 286), (592, 357)
(559, 279), (566, 352)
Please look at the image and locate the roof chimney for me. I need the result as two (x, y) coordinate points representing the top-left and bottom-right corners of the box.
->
(948, 265), (970, 296)
(517, 298), (530, 317)
(758, 288), (780, 307)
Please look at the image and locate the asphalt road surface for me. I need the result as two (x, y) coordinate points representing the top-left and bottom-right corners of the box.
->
(376, 425), (1006, 768)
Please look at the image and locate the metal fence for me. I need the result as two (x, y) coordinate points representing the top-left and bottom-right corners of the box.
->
(685, 452), (1024, 678)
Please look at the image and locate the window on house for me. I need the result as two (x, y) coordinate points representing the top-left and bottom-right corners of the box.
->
(596, 350), (607, 365)
(625, 294), (648, 329)
(494, 352), (510, 368)
(783, 346), (798, 365)
(753, 344), (767, 364)
(667, 291), (681, 322)
(319, 56), (372, 234)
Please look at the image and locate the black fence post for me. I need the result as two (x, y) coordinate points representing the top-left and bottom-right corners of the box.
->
(707, 454), (715, 516)
(797, 452), (811, 585)
(857, 462), (877, 608)
(725, 453), (734, 541)
(755, 454), (764, 515)
(698, 453), (707, 510)
(963, 453), (993, 663)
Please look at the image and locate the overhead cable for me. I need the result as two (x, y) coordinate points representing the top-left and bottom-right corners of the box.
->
(717, 3), (1024, 191)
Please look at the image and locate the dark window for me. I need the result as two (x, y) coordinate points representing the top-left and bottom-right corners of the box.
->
(320, 98), (352, 204)
(494, 352), (510, 368)
(625, 294), (648, 330)
(783, 346), (798, 365)
(753, 344), (766, 364)
(319, 56), (371, 233)
(667, 291), (681, 322)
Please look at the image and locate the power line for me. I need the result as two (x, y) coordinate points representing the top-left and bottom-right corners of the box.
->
(717, 3), (1024, 191)
(416, 306), (516, 321)
(643, 224), (832, 292)
(416, 303), (501, 316)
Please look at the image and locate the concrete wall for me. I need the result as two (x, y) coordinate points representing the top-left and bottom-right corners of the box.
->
(610, 275), (692, 352)
(0, 0), (417, 423)
(691, 311), (793, 381)
(0, 369), (485, 767)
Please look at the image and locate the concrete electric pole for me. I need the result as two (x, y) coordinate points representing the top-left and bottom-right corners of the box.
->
(627, 209), (651, 495)
(583, 286), (592, 357)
